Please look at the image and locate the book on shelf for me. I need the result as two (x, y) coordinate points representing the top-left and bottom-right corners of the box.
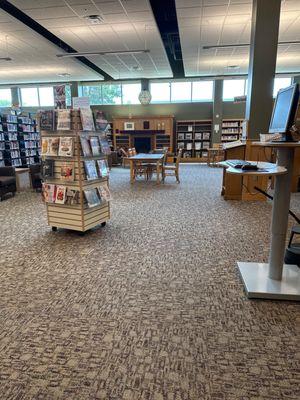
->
(185, 133), (193, 140)
(42, 159), (54, 178)
(48, 137), (60, 156)
(186, 143), (192, 150)
(202, 132), (210, 140)
(195, 132), (202, 140)
(40, 110), (55, 131)
(94, 110), (108, 131)
(98, 184), (111, 203)
(188, 125), (193, 132)
(42, 183), (56, 203)
(58, 137), (74, 157)
(41, 137), (50, 155)
(99, 132), (111, 155)
(84, 188), (101, 208)
(84, 160), (99, 180)
(97, 159), (109, 177)
(195, 142), (201, 150)
(178, 133), (184, 140)
(60, 162), (75, 181)
(80, 108), (95, 131)
(177, 142), (184, 149)
(80, 136), (92, 157)
(57, 109), (71, 130)
(90, 136), (101, 156)
(65, 188), (80, 205)
(55, 185), (67, 204)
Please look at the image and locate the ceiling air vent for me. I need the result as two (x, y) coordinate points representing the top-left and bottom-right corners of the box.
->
(84, 15), (104, 25)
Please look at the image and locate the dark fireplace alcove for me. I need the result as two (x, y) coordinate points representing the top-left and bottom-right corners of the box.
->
(134, 137), (151, 153)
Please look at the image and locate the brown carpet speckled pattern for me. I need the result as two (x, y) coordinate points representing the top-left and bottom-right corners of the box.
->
(0, 165), (300, 400)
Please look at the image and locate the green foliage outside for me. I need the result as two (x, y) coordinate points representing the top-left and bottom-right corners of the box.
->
(82, 85), (121, 105)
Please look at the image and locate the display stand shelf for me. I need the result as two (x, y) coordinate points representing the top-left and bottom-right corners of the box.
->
(223, 149), (300, 300)
(41, 128), (110, 233)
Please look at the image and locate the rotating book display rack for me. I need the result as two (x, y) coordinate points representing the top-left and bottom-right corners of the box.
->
(40, 109), (111, 233)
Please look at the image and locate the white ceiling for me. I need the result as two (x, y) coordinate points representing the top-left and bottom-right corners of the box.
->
(176, 0), (300, 76)
(0, 0), (299, 83)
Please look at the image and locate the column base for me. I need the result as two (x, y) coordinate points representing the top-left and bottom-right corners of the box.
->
(237, 262), (300, 300)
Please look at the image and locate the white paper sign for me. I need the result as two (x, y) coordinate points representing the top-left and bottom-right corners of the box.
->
(72, 96), (90, 109)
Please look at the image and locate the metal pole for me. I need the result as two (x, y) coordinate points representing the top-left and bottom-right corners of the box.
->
(268, 147), (294, 279)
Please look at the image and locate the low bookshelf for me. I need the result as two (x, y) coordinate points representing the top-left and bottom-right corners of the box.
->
(40, 110), (111, 233)
(221, 119), (243, 143)
(176, 120), (212, 162)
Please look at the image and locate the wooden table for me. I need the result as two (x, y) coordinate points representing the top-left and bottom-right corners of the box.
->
(128, 153), (164, 184)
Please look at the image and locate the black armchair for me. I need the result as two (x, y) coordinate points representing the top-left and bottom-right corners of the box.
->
(0, 166), (16, 201)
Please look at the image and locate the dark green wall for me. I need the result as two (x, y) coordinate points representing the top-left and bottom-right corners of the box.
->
(91, 101), (246, 122)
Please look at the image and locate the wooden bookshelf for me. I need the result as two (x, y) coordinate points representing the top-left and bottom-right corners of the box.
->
(41, 111), (110, 233)
(221, 119), (243, 143)
(176, 120), (212, 162)
(112, 116), (174, 152)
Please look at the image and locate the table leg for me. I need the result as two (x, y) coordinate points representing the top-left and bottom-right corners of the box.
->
(268, 147), (294, 280)
(156, 161), (160, 184)
(130, 160), (135, 184)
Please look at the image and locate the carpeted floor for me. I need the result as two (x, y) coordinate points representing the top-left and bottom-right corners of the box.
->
(0, 164), (300, 400)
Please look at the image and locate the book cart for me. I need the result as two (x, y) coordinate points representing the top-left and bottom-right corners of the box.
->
(41, 111), (110, 233)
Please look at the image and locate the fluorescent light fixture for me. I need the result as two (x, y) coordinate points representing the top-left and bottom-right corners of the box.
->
(0, 57), (12, 61)
(203, 40), (300, 50)
(57, 73), (71, 77)
(56, 49), (150, 58)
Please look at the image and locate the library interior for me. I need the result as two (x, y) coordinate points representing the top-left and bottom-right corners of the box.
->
(0, 0), (300, 399)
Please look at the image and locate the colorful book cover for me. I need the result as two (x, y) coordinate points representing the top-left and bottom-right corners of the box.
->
(42, 183), (56, 203)
(97, 159), (109, 178)
(40, 110), (54, 131)
(84, 160), (99, 180)
(94, 110), (108, 131)
(60, 162), (75, 181)
(80, 108), (95, 131)
(66, 188), (80, 205)
(80, 136), (92, 157)
(97, 184), (111, 203)
(84, 188), (101, 208)
(58, 137), (74, 157)
(90, 136), (101, 156)
(48, 137), (60, 156)
(55, 185), (67, 204)
(42, 159), (54, 178)
(195, 132), (202, 140)
(41, 138), (50, 155)
(57, 109), (71, 130)
(99, 132), (111, 155)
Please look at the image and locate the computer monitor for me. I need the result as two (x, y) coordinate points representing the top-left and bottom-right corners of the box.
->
(269, 83), (299, 141)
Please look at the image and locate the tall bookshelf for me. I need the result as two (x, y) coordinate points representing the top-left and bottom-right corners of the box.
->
(41, 111), (110, 233)
(176, 120), (212, 162)
(0, 113), (40, 167)
(221, 119), (243, 143)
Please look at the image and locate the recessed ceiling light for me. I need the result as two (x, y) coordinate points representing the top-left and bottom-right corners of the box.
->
(84, 14), (104, 25)
(0, 57), (12, 61)
(57, 73), (71, 77)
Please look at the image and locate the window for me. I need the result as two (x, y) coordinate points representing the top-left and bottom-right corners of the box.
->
(102, 84), (121, 105)
(223, 79), (246, 101)
(150, 82), (171, 103)
(0, 88), (12, 107)
(273, 77), (291, 98)
(20, 87), (39, 107)
(81, 85), (102, 105)
(65, 85), (71, 107)
(171, 82), (191, 102)
(38, 87), (54, 107)
(192, 81), (213, 102)
(122, 83), (141, 104)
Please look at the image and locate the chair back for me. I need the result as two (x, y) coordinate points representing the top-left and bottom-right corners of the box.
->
(119, 147), (128, 157)
(176, 148), (183, 166)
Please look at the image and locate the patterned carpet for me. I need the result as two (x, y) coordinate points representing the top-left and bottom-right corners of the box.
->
(0, 164), (300, 400)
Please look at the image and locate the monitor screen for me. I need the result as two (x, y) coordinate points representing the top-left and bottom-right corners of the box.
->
(269, 83), (299, 134)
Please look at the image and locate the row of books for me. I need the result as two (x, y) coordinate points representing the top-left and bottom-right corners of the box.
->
(177, 142), (209, 150)
(0, 115), (34, 124)
(42, 183), (111, 207)
(41, 135), (110, 158)
(178, 132), (210, 140)
(40, 109), (109, 132)
(42, 159), (109, 181)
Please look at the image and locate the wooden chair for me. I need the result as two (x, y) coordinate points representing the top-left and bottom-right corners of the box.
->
(119, 147), (129, 168)
(162, 148), (182, 183)
(207, 144), (224, 167)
